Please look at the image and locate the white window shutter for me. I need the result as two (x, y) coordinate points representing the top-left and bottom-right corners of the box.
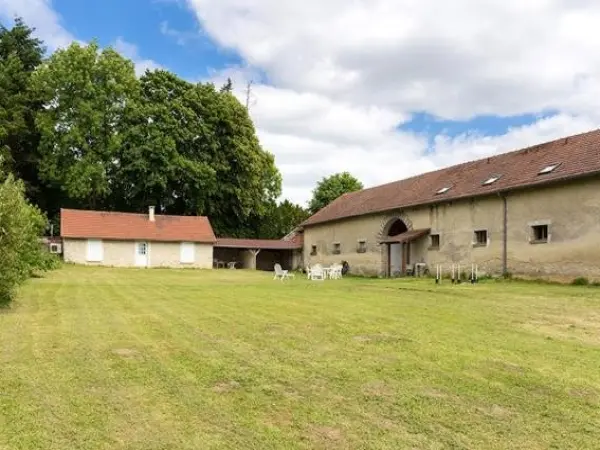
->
(180, 242), (195, 263)
(87, 239), (103, 262)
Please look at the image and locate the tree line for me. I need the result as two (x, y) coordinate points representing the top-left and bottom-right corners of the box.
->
(1, 18), (366, 236)
(0, 18), (318, 239)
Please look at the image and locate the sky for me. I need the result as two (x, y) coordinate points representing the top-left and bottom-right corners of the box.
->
(1, 0), (600, 207)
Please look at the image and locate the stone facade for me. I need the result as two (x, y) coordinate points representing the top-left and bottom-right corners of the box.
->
(63, 239), (214, 269)
(302, 176), (600, 280)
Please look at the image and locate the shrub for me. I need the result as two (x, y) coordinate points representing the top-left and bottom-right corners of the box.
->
(0, 173), (53, 305)
(571, 277), (590, 286)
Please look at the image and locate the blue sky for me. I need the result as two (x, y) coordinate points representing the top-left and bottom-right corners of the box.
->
(0, 0), (597, 204)
(53, 0), (240, 80)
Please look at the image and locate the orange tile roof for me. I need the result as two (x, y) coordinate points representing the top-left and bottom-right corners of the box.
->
(302, 129), (600, 227)
(60, 209), (216, 243)
(215, 237), (302, 250)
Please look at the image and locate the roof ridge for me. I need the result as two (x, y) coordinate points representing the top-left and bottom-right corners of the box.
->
(61, 208), (209, 220)
(302, 127), (600, 227)
(345, 127), (600, 197)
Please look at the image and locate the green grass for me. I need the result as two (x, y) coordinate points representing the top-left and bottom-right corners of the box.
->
(1, 266), (600, 449)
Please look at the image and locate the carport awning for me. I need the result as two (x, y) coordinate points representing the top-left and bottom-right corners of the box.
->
(215, 238), (302, 250)
(379, 228), (430, 244)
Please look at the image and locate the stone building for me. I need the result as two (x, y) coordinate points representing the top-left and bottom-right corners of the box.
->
(298, 129), (600, 280)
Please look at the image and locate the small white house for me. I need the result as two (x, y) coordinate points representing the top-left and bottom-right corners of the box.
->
(60, 207), (216, 268)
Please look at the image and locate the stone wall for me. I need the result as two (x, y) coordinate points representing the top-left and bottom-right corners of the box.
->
(303, 176), (600, 280)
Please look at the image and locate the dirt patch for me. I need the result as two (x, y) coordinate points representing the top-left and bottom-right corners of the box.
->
(488, 360), (525, 374)
(375, 418), (396, 431)
(523, 314), (600, 346)
(263, 410), (294, 428)
(308, 425), (344, 443)
(353, 333), (411, 344)
(477, 404), (513, 419)
(212, 380), (241, 393)
(112, 348), (140, 358)
(569, 387), (599, 403)
(421, 388), (450, 399)
(362, 380), (395, 398)
(282, 389), (303, 401)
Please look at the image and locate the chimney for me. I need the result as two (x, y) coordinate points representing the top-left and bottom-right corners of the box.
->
(149, 206), (155, 222)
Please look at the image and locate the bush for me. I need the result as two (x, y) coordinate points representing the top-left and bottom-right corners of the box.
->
(0, 173), (53, 305)
(571, 277), (590, 286)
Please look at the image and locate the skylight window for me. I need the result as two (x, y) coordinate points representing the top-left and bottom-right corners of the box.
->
(436, 187), (451, 195)
(482, 175), (501, 185)
(538, 163), (560, 175)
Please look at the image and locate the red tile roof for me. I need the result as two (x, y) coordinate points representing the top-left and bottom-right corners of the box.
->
(302, 129), (600, 227)
(215, 238), (302, 250)
(60, 209), (216, 243)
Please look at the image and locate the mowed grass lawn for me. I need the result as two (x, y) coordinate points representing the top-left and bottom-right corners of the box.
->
(1, 267), (600, 450)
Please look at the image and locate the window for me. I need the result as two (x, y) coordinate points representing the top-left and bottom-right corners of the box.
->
(436, 186), (451, 195)
(137, 242), (147, 255)
(86, 239), (103, 262)
(357, 240), (367, 253)
(474, 230), (488, 246)
(310, 245), (317, 256)
(429, 234), (440, 249)
(538, 163), (560, 175)
(531, 225), (549, 243)
(332, 242), (341, 254)
(482, 175), (501, 185)
(180, 242), (195, 263)
(49, 243), (61, 254)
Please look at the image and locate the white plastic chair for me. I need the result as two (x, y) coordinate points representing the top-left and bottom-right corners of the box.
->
(309, 264), (325, 281)
(273, 263), (294, 280)
(330, 264), (343, 279)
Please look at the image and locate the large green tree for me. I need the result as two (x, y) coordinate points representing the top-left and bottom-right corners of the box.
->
(308, 172), (363, 214)
(116, 70), (217, 213)
(198, 87), (281, 236)
(117, 71), (281, 236)
(256, 199), (309, 239)
(0, 18), (53, 210)
(32, 40), (139, 209)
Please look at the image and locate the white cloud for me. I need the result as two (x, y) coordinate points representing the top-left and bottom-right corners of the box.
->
(113, 38), (162, 76)
(159, 21), (200, 46)
(0, 0), (75, 50)
(191, 1), (600, 206)
(189, 0), (600, 119)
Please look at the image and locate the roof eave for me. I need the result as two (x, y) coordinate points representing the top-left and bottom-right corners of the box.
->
(61, 235), (217, 244)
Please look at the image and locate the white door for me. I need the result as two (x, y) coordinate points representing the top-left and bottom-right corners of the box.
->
(389, 243), (403, 276)
(135, 242), (148, 267)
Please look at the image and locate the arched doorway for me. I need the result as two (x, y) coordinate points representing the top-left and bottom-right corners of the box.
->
(387, 219), (408, 237)
(385, 218), (409, 277)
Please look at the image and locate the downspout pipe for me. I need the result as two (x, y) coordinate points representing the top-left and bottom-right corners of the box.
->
(501, 193), (508, 276)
